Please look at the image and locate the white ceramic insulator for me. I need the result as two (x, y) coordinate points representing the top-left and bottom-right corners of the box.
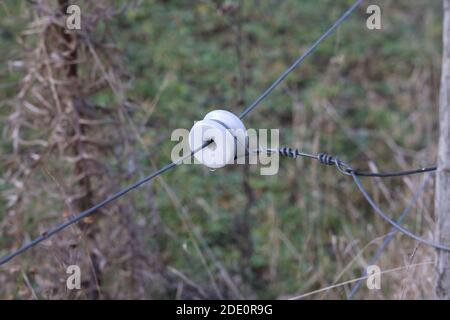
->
(189, 110), (247, 169)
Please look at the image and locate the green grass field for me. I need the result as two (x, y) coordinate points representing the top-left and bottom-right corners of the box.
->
(0, 0), (443, 299)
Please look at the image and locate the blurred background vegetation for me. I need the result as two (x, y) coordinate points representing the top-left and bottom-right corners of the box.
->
(0, 0), (443, 299)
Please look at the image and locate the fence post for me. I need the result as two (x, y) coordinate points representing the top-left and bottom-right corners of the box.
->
(436, 0), (450, 299)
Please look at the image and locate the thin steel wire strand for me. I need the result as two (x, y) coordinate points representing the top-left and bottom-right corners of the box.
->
(269, 146), (436, 178)
(347, 174), (432, 299)
(0, 144), (207, 267)
(352, 166), (436, 177)
(239, 0), (364, 119)
(351, 172), (450, 252)
(266, 147), (450, 252)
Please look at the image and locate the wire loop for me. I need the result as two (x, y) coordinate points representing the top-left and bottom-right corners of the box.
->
(274, 146), (450, 252)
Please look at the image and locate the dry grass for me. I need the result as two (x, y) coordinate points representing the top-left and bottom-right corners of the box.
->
(0, 0), (444, 299)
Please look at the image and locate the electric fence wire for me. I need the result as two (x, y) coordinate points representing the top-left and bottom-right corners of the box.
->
(0, 0), (365, 266)
(352, 166), (437, 178)
(274, 146), (450, 252)
(0, 143), (208, 267)
(347, 174), (432, 299)
(274, 147), (437, 178)
(238, 0), (364, 119)
(351, 172), (450, 252)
